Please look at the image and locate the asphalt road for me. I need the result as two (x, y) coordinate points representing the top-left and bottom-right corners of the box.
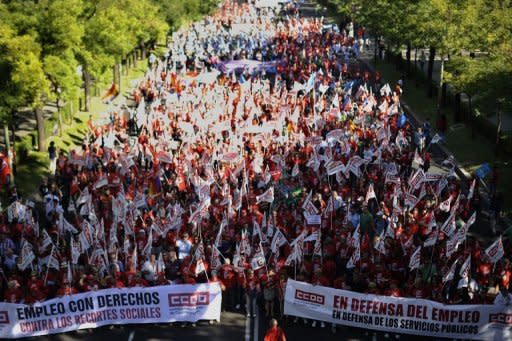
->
(24, 312), (245, 341)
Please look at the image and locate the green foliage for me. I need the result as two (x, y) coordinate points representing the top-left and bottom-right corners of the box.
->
(155, 0), (218, 32)
(328, 0), (512, 112)
(0, 21), (48, 119)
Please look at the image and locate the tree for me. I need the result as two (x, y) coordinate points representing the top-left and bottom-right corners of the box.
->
(0, 21), (48, 151)
(156, 0), (216, 32)
(445, 0), (512, 110)
(37, 0), (84, 133)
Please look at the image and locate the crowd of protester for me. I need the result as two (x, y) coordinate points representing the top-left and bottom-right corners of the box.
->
(1, 0), (511, 330)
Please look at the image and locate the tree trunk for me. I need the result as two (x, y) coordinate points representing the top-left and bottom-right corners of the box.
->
(117, 63), (122, 93)
(69, 100), (74, 124)
(10, 122), (15, 157)
(406, 42), (411, 75)
(141, 41), (147, 60)
(35, 106), (46, 152)
(133, 51), (138, 67)
(83, 69), (91, 112)
(414, 48), (419, 87)
(438, 58), (445, 106)
(113, 64), (116, 87)
(57, 97), (63, 136)
(427, 46), (436, 98)
(123, 59), (129, 75)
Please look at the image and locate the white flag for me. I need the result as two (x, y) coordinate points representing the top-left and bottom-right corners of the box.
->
(313, 230), (322, 257)
(423, 230), (438, 247)
(430, 133), (442, 144)
(304, 214), (321, 225)
(132, 245), (138, 272)
(142, 228), (153, 256)
(374, 233), (387, 255)
(271, 229), (287, 253)
(71, 240), (81, 264)
(20, 240), (35, 270)
(251, 243), (266, 270)
(409, 246), (421, 270)
(443, 258), (459, 283)
(253, 220), (263, 240)
(365, 183), (376, 204)
(347, 244), (360, 269)
(459, 254), (471, 279)
(439, 195), (453, 212)
(467, 179), (476, 200)
(214, 219), (226, 247)
(156, 252), (166, 274)
(47, 246), (60, 270)
(413, 149), (424, 167)
(440, 213), (456, 237)
(304, 230), (319, 243)
(446, 234), (459, 258)
(210, 245), (222, 270)
(485, 237), (504, 263)
(284, 245), (300, 266)
(67, 262), (73, 284)
(291, 163), (300, 177)
(195, 258), (206, 275)
(256, 187), (274, 204)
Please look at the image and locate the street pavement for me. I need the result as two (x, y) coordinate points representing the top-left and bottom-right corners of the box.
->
(25, 312), (245, 341)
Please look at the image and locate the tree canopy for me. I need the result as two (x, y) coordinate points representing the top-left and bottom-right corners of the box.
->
(0, 0), (217, 149)
(328, 0), (512, 109)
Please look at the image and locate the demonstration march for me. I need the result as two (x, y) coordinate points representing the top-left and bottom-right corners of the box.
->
(0, 0), (511, 340)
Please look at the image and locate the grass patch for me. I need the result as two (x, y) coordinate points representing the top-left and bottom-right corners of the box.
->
(13, 150), (48, 201)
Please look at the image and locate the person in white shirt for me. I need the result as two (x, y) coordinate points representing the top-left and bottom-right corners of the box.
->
(176, 232), (192, 260)
(142, 254), (157, 283)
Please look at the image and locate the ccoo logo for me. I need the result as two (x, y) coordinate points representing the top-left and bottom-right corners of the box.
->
(295, 289), (325, 305)
(168, 292), (210, 307)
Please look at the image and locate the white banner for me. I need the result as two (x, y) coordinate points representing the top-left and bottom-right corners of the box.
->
(284, 280), (512, 340)
(0, 283), (221, 339)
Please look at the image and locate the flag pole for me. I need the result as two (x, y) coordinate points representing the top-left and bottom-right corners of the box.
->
(44, 245), (55, 286)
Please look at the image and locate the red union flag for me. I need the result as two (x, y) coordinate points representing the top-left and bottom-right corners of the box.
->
(485, 237), (504, 263)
